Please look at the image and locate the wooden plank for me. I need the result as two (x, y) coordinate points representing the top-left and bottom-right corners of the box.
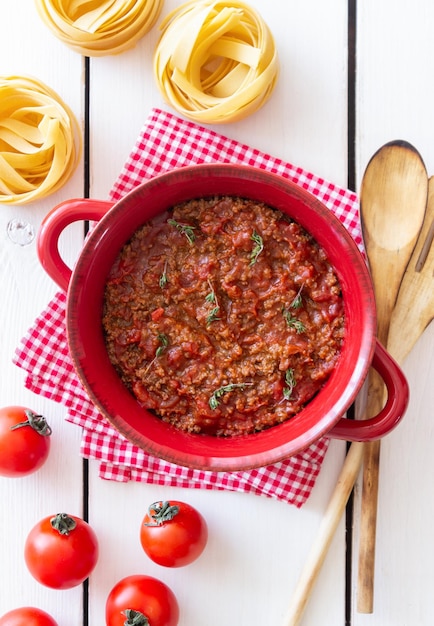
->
(0, 3), (85, 624)
(353, 1), (434, 622)
(88, 1), (349, 624)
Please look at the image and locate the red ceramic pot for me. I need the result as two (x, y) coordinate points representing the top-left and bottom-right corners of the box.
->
(37, 164), (408, 471)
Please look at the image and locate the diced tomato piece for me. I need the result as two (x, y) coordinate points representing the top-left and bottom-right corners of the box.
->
(151, 307), (165, 321)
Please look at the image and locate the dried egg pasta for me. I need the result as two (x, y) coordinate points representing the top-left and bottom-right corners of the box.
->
(34, 0), (163, 56)
(0, 76), (80, 205)
(154, 0), (279, 123)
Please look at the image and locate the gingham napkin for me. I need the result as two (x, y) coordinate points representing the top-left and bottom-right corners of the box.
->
(13, 108), (362, 507)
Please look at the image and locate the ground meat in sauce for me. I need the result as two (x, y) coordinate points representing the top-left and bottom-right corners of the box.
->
(102, 196), (345, 436)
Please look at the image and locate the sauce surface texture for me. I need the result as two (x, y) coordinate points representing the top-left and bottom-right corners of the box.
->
(103, 196), (345, 436)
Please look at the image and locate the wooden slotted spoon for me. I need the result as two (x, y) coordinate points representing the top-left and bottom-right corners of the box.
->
(357, 140), (428, 613)
(387, 175), (434, 364)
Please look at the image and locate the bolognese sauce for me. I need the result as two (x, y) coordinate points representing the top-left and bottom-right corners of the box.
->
(102, 196), (345, 436)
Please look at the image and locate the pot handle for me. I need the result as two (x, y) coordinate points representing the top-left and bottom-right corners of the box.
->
(329, 339), (409, 441)
(37, 199), (114, 292)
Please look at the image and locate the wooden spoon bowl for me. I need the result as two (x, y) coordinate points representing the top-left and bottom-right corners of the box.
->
(360, 140), (428, 343)
(387, 175), (434, 364)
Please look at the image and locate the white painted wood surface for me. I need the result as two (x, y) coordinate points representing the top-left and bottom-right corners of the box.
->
(0, 3), (85, 625)
(352, 2), (434, 624)
(0, 1), (433, 625)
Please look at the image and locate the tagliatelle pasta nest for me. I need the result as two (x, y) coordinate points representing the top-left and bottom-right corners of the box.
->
(154, 0), (279, 123)
(0, 75), (81, 205)
(34, 0), (164, 56)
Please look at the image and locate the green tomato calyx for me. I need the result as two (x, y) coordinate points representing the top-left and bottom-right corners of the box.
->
(144, 500), (180, 526)
(10, 409), (52, 436)
(50, 513), (77, 535)
(123, 609), (150, 625)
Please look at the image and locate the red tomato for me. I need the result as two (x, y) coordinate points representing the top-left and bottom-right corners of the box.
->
(24, 513), (99, 589)
(0, 406), (52, 477)
(0, 607), (58, 626)
(105, 575), (179, 626)
(140, 500), (208, 567)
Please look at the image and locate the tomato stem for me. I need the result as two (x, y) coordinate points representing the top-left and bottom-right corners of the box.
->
(123, 609), (150, 625)
(144, 500), (180, 526)
(50, 513), (77, 535)
(10, 409), (52, 436)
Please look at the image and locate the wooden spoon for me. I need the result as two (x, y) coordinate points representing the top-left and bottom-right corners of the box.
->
(357, 140), (428, 613)
(387, 175), (434, 364)
(282, 141), (427, 626)
(359, 140), (427, 344)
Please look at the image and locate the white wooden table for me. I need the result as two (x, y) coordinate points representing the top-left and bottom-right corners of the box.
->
(1, 2), (433, 625)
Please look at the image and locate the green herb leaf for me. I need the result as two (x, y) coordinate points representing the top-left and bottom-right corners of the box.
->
(206, 306), (220, 325)
(143, 334), (169, 377)
(249, 230), (264, 265)
(159, 260), (168, 288)
(205, 279), (220, 324)
(283, 368), (296, 400)
(155, 333), (168, 357)
(290, 285), (304, 309)
(282, 307), (306, 333)
(168, 218), (196, 244)
(209, 383), (252, 410)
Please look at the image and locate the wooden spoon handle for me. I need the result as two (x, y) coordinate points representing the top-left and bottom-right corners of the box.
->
(282, 442), (364, 626)
(356, 367), (387, 613)
(357, 440), (381, 612)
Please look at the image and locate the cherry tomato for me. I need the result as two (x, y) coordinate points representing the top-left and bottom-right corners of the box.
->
(106, 575), (179, 626)
(0, 607), (58, 626)
(140, 500), (208, 567)
(24, 513), (99, 589)
(0, 406), (52, 477)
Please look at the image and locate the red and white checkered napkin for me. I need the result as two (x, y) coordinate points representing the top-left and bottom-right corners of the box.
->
(14, 108), (362, 507)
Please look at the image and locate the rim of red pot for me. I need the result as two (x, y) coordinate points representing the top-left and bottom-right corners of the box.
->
(66, 164), (376, 471)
